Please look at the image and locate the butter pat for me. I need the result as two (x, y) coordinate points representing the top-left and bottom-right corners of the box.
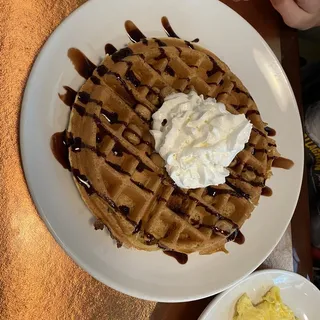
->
(150, 91), (252, 188)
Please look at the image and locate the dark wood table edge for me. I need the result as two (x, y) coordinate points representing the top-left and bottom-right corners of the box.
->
(280, 25), (313, 280)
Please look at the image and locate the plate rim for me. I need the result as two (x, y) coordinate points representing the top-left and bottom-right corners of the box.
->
(198, 269), (320, 320)
(20, 0), (304, 302)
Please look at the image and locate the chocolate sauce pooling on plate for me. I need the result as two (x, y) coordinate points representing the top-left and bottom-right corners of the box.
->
(161, 16), (180, 38)
(164, 251), (188, 264)
(50, 130), (70, 170)
(58, 86), (77, 107)
(105, 43), (117, 55)
(67, 48), (96, 79)
(261, 186), (273, 197)
(234, 230), (245, 244)
(125, 20), (147, 43)
(227, 229), (245, 245)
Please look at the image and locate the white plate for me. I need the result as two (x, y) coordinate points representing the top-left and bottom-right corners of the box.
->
(199, 270), (320, 320)
(20, 0), (303, 302)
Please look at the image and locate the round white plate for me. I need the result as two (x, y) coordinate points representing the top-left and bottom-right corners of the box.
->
(199, 270), (320, 320)
(20, 0), (303, 302)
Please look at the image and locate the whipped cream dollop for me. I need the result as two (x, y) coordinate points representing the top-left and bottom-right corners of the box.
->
(150, 91), (252, 189)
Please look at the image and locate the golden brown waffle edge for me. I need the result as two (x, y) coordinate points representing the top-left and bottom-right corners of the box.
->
(67, 37), (280, 256)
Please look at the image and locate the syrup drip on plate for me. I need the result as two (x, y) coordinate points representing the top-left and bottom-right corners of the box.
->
(227, 229), (245, 245)
(105, 43), (117, 55)
(67, 48), (96, 79)
(261, 186), (273, 197)
(125, 20), (147, 42)
(58, 86), (77, 108)
(161, 16), (180, 38)
(163, 251), (188, 264)
(50, 130), (70, 170)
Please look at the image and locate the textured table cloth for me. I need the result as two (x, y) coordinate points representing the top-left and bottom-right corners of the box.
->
(0, 1), (293, 319)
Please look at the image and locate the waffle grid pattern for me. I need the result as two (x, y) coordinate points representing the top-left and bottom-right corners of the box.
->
(68, 38), (279, 254)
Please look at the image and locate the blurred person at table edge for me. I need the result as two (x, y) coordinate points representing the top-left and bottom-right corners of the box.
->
(271, 0), (320, 30)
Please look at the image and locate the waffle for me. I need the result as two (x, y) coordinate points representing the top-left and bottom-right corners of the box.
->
(67, 36), (281, 255)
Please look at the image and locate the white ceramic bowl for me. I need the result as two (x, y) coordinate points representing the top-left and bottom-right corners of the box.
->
(199, 270), (320, 320)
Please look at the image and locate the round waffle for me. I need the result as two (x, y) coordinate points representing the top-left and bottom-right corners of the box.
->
(67, 37), (281, 255)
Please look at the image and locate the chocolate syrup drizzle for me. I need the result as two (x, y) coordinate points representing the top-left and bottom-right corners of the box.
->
(246, 110), (260, 116)
(125, 20), (147, 43)
(159, 17), (195, 49)
(245, 142), (269, 156)
(95, 61), (159, 121)
(51, 130), (71, 170)
(261, 186), (272, 197)
(161, 16), (180, 38)
(51, 124), (238, 240)
(70, 89), (152, 149)
(50, 17), (291, 264)
(72, 106), (154, 173)
(105, 43), (117, 55)
(67, 48), (96, 79)
(58, 86), (77, 108)
(207, 186), (238, 198)
(227, 229), (245, 244)
(265, 126), (276, 137)
(163, 251), (188, 264)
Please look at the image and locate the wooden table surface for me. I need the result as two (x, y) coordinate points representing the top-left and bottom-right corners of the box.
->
(0, 0), (312, 319)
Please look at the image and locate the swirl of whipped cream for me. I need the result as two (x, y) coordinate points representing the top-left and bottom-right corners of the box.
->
(150, 91), (252, 189)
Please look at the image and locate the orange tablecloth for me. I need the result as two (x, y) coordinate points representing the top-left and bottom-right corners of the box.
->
(0, 1), (297, 319)
(0, 1), (155, 318)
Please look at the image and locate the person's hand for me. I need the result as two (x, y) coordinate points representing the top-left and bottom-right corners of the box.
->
(270, 0), (320, 29)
